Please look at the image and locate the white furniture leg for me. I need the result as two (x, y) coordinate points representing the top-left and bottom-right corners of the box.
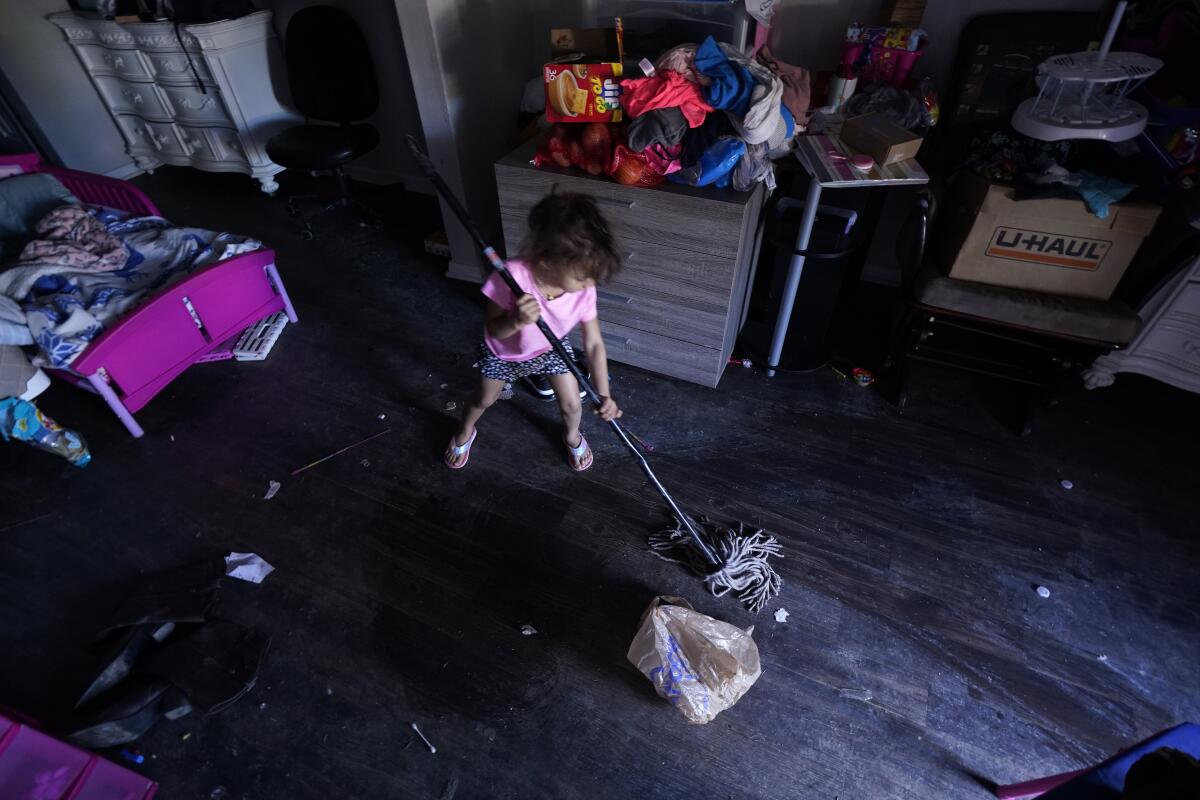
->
(767, 177), (823, 376)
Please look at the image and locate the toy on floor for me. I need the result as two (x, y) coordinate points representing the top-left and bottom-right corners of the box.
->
(0, 397), (90, 467)
(0, 711), (156, 800)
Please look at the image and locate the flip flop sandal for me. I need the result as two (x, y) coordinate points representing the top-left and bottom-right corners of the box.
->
(444, 428), (477, 469)
(77, 561), (221, 708)
(67, 677), (193, 748)
(142, 620), (271, 715)
(565, 433), (592, 472)
(76, 621), (177, 708)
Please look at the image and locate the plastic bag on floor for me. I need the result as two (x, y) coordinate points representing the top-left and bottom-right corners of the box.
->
(627, 595), (760, 724)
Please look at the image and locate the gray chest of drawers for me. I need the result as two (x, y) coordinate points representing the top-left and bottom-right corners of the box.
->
(494, 139), (764, 388)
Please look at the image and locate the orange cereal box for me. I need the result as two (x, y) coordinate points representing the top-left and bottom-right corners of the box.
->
(543, 20), (624, 123)
(544, 63), (623, 123)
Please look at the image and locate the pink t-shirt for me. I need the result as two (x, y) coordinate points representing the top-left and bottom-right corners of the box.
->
(481, 260), (597, 362)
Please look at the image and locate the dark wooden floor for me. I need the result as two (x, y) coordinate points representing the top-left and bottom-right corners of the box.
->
(1, 167), (1197, 799)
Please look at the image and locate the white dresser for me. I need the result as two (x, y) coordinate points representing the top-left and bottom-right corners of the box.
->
(1083, 254), (1200, 394)
(49, 11), (298, 193)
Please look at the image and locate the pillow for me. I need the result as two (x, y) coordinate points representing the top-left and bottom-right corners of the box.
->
(0, 173), (79, 259)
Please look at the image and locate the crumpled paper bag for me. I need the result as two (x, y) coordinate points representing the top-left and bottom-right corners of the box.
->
(626, 595), (761, 724)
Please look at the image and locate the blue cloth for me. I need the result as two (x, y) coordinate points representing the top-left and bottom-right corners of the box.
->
(780, 103), (795, 140)
(1040, 722), (1200, 799)
(669, 137), (745, 188)
(694, 35), (754, 116)
(1074, 171), (1135, 219)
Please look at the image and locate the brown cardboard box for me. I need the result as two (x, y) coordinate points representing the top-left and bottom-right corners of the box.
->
(939, 175), (1161, 300)
(840, 113), (923, 164)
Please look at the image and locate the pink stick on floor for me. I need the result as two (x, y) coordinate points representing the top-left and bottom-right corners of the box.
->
(994, 768), (1089, 799)
(87, 372), (144, 438)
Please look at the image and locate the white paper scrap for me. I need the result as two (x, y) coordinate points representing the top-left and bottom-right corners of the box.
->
(224, 552), (275, 584)
(264, 480), (281, 500)
(774, 608), (789, 623)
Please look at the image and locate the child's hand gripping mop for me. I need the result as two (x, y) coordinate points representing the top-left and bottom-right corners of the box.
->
(407, 137), (782, 612)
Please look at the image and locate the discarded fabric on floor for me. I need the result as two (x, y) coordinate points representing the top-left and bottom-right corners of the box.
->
(627, 595), (760, 724)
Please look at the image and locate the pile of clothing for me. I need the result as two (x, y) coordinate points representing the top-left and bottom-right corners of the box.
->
(618, 36), (811, 192)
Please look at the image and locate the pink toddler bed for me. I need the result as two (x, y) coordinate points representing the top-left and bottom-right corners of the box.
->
(0, 153), (297, 438)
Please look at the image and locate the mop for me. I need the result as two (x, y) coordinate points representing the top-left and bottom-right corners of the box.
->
(407, 137), (783, 612)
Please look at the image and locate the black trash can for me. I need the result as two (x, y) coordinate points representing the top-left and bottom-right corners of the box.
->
(741, 188), (865, 371)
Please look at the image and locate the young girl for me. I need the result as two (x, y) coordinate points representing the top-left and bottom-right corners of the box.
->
(444, 192), (623, 471)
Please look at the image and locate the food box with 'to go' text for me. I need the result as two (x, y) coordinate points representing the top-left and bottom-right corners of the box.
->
(543, 22), (624, 123)
(544, 63), (623, 123)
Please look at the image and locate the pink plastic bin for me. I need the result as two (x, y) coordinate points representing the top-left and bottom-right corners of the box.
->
(0, 713), (157, 800)
(0, 725), (91, 799)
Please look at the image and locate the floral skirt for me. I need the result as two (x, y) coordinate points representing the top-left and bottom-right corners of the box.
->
(475, 338), (576, 382)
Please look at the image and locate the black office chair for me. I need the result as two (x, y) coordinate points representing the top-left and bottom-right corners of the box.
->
(266, 5), (380, 238)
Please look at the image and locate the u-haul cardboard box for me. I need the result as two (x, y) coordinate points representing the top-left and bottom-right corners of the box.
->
(940, 175), (1161, 300)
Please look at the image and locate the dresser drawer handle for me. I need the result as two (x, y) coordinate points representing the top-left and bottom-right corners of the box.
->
(598, 290), (633, 305)
(595, 197), (635, 209)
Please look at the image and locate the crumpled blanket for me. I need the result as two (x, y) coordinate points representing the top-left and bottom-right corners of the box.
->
(620, 70), (713, 128)
(0, 214), (260, 369)
(655, 43), (711, 87)
(642, 143), (683, 176)
(627, 107), (688, 151)
(694, 36), (756, 115)
(18, 204), (126, 272)
(756, 46), (811, 129)
(1014, 164), (1135, 219)
(716, 42), (784, 146)
(732, 141), (777, 192)
(680, 112), (737, 169)
(0, 295), (31, 346)
(670, 137), (746, 188)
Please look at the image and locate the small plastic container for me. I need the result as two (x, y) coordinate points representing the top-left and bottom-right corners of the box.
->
(69, 758), (157, 800)
(0, 714), (157, 800)
(0, 725), (91, 800)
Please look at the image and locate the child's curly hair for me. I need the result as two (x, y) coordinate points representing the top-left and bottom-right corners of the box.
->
(522, 192), (622, 284)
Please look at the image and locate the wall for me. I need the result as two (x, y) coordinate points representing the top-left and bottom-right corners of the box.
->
(271, 0), (424, 186)
(766, 0), (1104, 94)
(0, 0), (133, 176)
(394, 0), (581, 280)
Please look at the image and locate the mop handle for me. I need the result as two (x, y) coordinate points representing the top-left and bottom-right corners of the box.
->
(1097, 1), (1127, 63)
(406, 136), (720, 567)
